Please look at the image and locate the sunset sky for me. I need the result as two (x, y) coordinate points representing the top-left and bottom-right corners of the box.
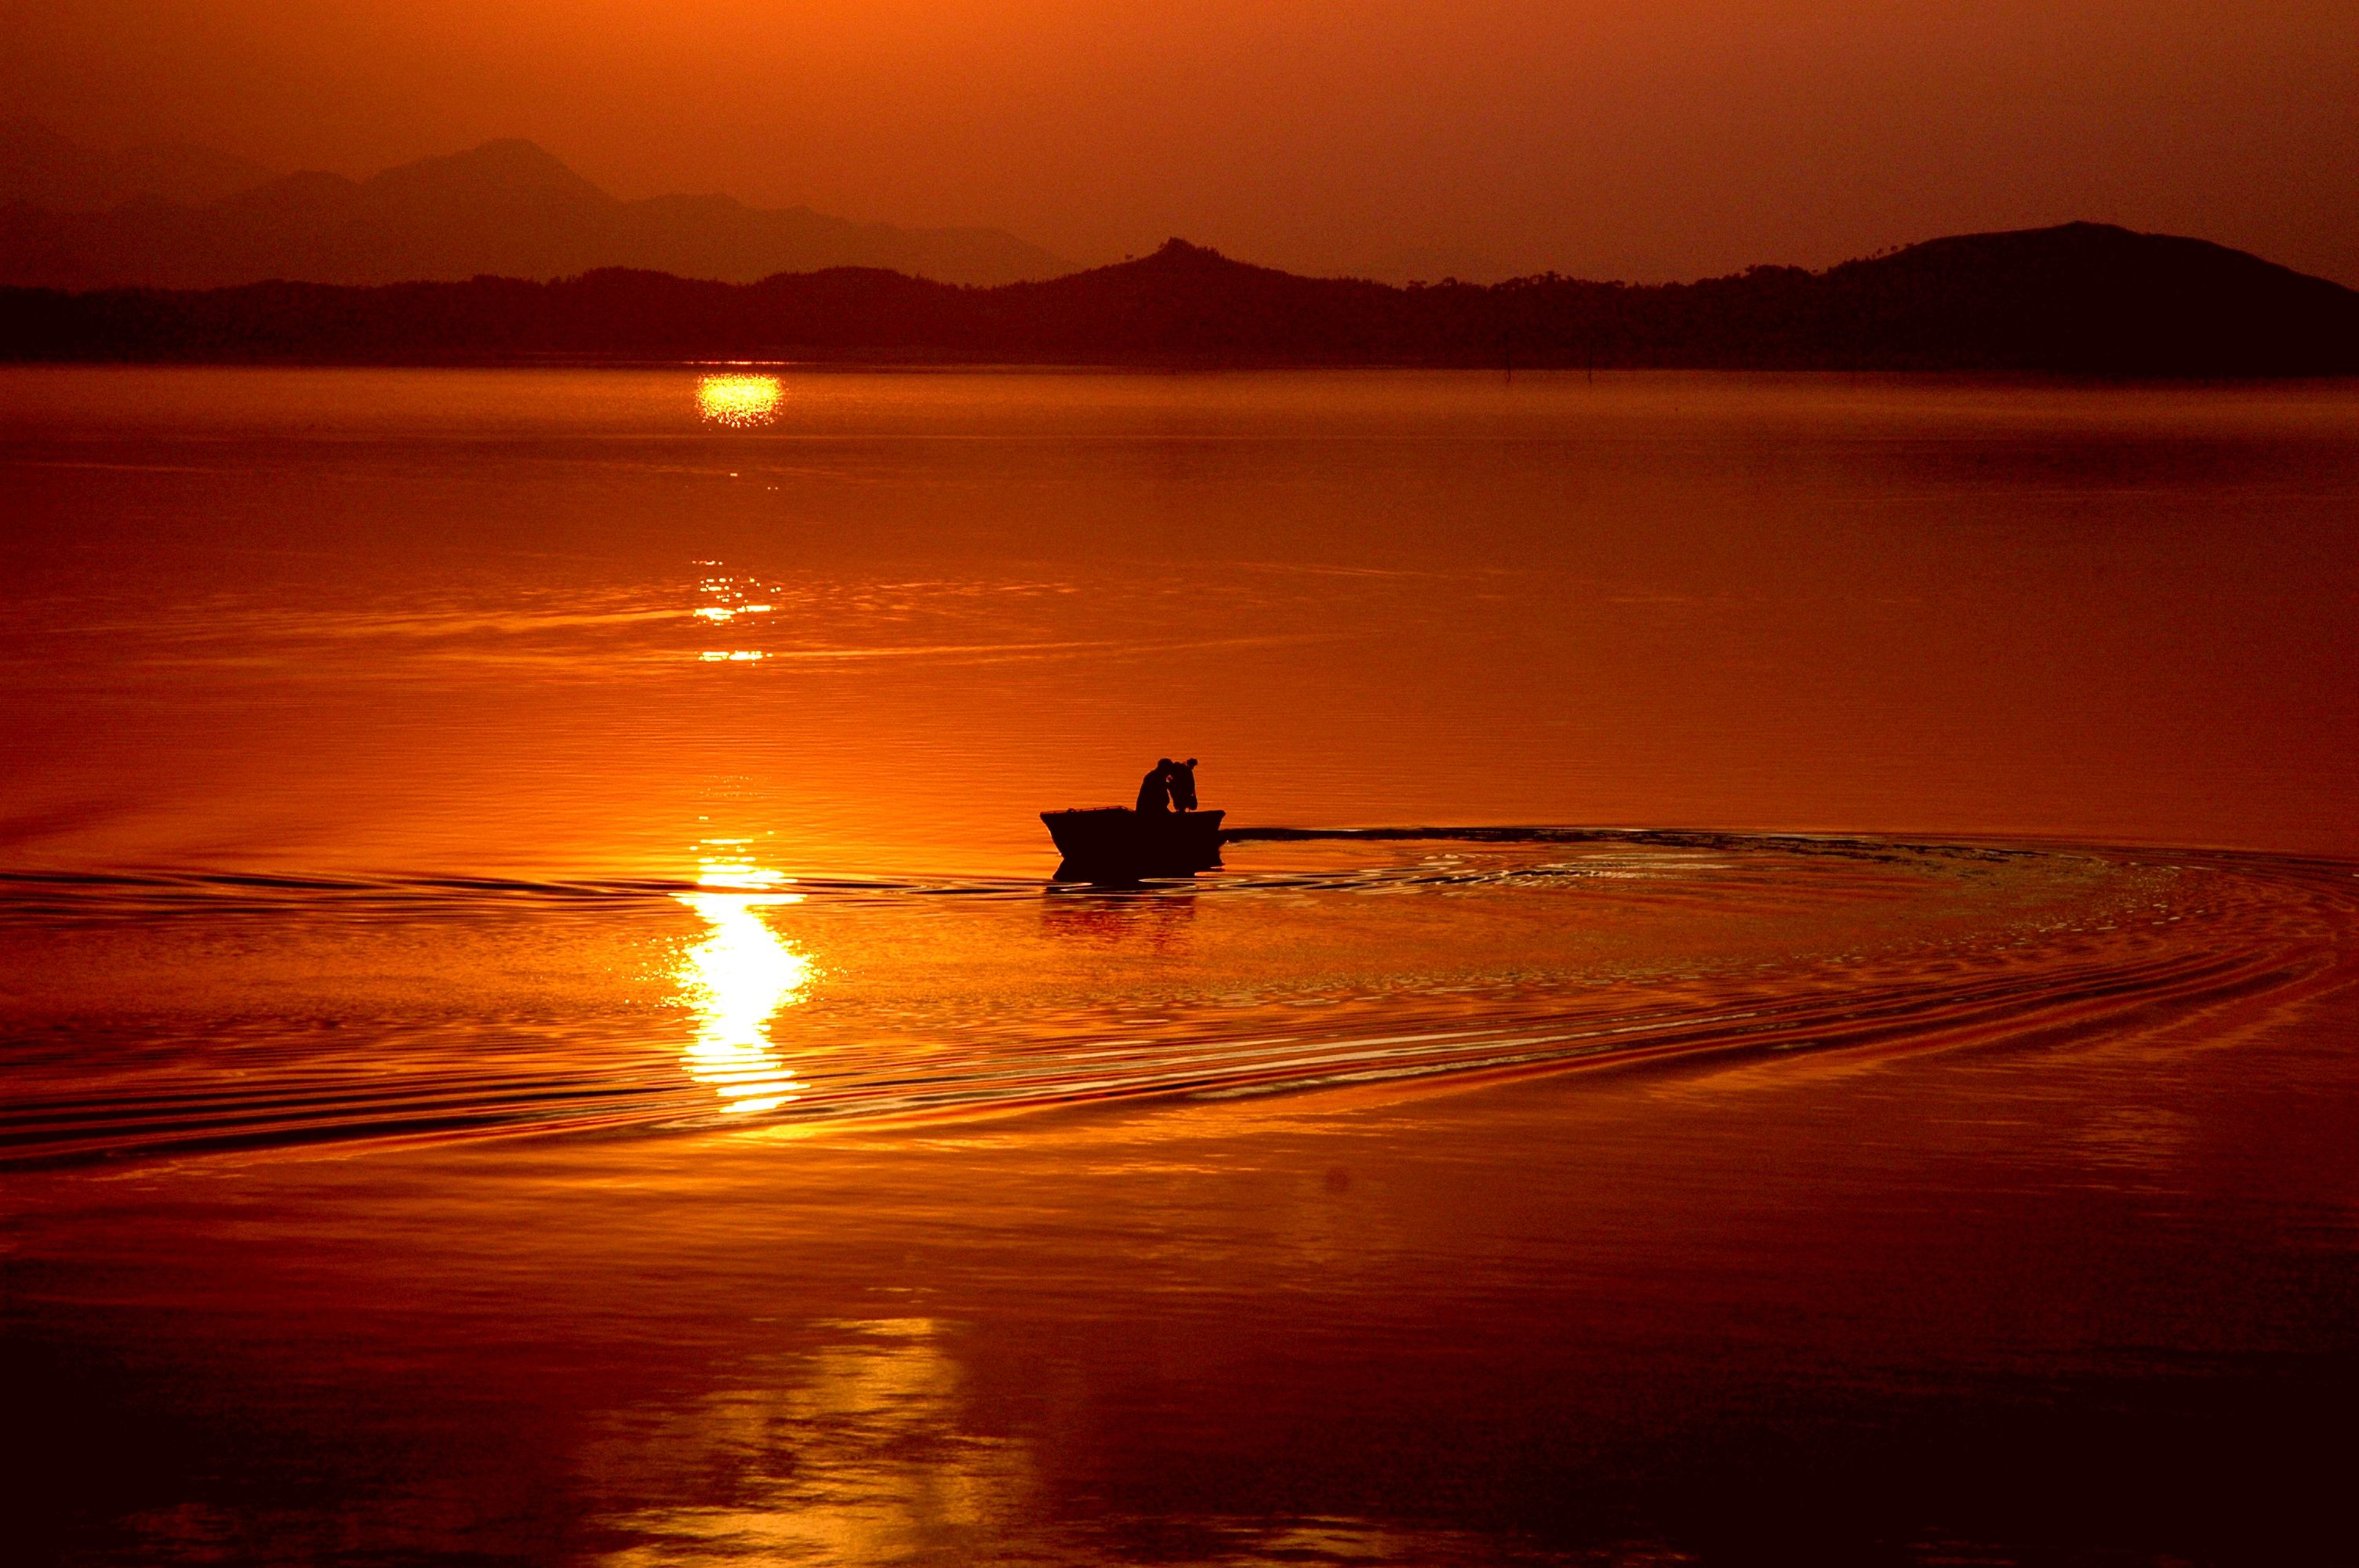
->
(5, 0), (2356, 283)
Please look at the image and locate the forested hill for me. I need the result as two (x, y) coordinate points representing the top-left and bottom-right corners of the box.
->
(6, 223), (2356, 373)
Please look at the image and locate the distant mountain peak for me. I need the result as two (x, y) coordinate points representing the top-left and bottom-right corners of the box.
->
(362, 140), (616, 207)
(1837, 220), (2327, 294)
(1107, 238), (1277, 278)
(0, 118), (275, 210)
(0, 132), (1067, 289)
(1147, 238), (1237, 265)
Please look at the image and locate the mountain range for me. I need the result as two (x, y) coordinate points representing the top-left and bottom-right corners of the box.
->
(8, 223), (2355, 374)
(0, 119), (278, 211)
(0, 128), (1067, 289)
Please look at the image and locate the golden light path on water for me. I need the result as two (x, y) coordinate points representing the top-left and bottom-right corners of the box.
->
(694, 372), (783, 429)
(674, 859), (810, 1116)
(692, 562), (774, 661)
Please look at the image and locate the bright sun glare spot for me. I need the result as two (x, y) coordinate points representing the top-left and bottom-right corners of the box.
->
(696, 373), (783, 429)
(698, 860), (791, 889)
(675, 878), (811, 1117)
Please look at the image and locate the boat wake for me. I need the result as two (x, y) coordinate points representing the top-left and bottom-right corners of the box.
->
(1, 833), (2349, 1167)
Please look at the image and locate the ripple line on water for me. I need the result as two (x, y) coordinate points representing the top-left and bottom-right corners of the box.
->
(0, 835), (2348, 1168)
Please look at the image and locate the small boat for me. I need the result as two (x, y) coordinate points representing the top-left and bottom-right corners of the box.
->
(1042, 808), (1226, 880)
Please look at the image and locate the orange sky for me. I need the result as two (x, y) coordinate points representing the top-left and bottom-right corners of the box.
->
(7, 0), (2355, 283)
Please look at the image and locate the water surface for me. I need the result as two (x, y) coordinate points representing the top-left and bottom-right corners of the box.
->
(5, 368), (2354, 877)
(5, 368), (2357, 1565)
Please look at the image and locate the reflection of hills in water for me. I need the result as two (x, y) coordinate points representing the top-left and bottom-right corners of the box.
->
(3, 832), (2349, 1167)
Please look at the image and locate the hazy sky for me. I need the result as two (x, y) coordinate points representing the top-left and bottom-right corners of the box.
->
(5, 0), (2355, 283)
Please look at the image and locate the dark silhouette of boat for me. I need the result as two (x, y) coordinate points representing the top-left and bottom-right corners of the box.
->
(1042, 808), (1226, 880)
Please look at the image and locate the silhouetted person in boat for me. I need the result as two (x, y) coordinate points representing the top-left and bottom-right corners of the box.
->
(1136, 759), (1174, 815)
(1169, 757), (1199, 812)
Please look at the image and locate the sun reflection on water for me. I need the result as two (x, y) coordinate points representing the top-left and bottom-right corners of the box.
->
(692, 562), (775, 661)
(586, 1319), (1037, 1566)
(676, 861), (810, 1116)
(695, 373), (783, 429)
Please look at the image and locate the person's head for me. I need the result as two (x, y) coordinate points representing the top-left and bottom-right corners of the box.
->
(1184, 758), (1197, 768)
(1157, 758), (1172, 771)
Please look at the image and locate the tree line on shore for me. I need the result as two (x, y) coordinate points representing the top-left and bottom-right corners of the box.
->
(5, 225), (2354, 374)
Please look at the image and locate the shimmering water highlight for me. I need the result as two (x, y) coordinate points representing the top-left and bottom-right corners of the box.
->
(4, 833), (2342, 1167)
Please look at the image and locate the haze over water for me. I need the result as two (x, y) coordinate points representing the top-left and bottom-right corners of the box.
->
(5, 368), (2358, 1565)
(7, 368), (2355, 873)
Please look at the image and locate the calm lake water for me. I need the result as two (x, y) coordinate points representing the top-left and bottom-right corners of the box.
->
(4, 368), (2357, 1566)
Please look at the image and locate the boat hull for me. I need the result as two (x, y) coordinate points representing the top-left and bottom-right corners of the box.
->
(1041, 808), (1226, 880)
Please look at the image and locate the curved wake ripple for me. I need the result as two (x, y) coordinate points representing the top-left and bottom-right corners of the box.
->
(1, 833), (2349, 1167)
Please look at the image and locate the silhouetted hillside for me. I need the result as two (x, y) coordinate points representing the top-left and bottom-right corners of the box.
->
(0, 136), (1067, 289)
(6, 225), (2356, 373)
(0, 120), (275, 210)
